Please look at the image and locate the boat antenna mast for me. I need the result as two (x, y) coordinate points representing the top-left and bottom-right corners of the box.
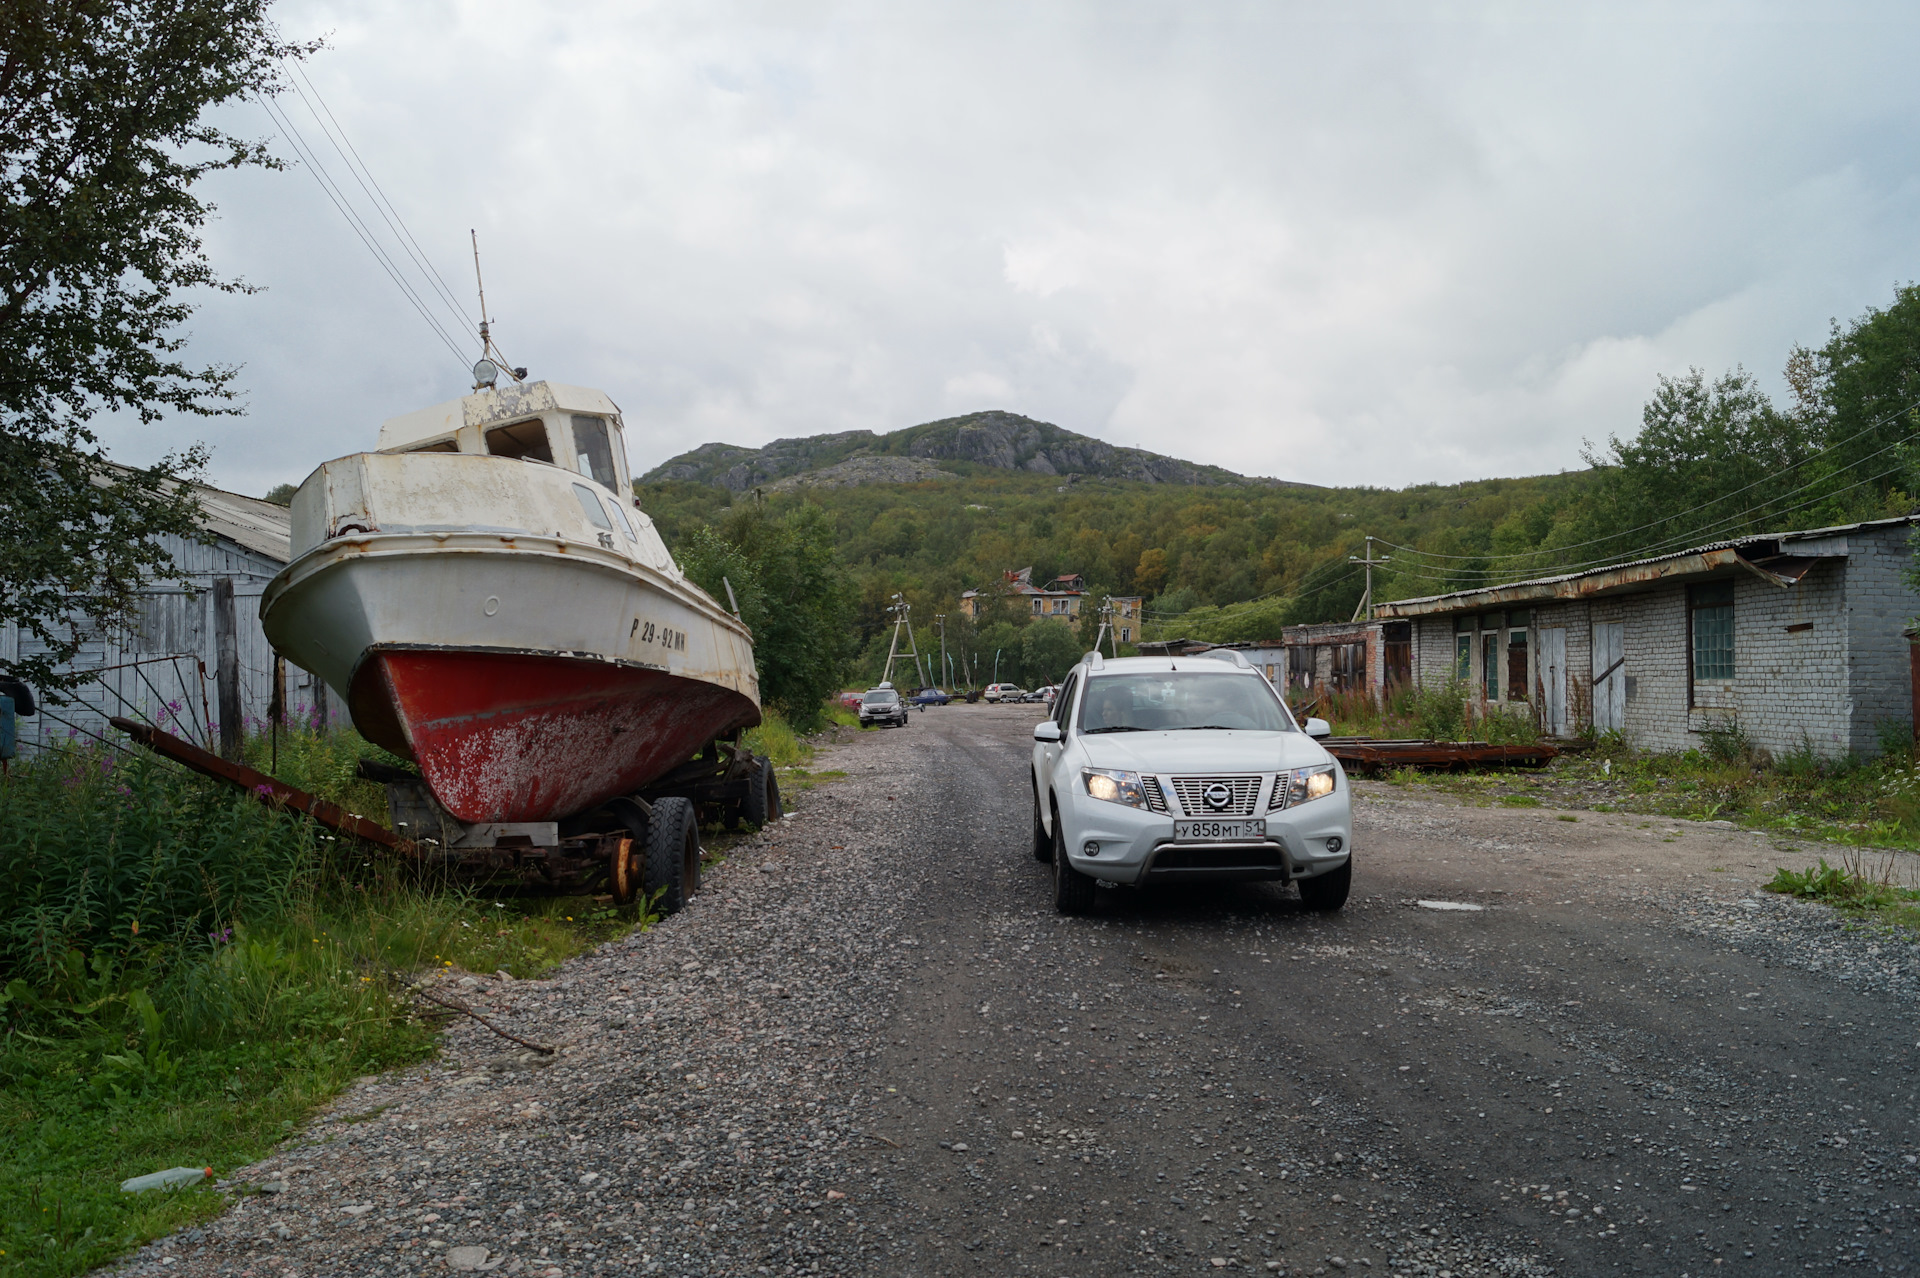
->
(470, 229), (528, 390)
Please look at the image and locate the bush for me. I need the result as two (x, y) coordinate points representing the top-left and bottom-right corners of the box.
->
(678, 504), (857, 732)
(1477, 702), (1540, 747)
(1697, 716), (1758, 765)
(0, 738), (644, 1276)
(1409, 683), (1468, 742)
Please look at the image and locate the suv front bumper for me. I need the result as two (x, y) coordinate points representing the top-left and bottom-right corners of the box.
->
(1060, 789), (1352, 886)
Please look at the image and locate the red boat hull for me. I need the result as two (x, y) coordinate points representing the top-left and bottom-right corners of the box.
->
(350, 649), (760, 824)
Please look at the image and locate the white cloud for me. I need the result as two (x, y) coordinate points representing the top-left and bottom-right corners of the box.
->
(95, 0), (1920, 495)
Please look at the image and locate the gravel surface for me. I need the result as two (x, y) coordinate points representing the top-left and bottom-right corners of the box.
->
(110, 707), (1920, 1278)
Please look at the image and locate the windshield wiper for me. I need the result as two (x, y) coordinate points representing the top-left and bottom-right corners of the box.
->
(1082, 725), (1147, 734)
(1170, 724), (1242, 731)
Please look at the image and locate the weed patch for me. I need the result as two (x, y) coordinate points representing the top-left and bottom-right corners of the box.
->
(1766, 852), (1920, 934)
(0, 736), (643, 1276)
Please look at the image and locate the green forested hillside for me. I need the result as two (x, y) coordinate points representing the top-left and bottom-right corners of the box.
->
(638, 467), (1596, 682)
(636, 282), (1920, 688)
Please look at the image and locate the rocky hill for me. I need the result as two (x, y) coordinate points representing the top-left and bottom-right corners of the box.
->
(640, 410), (1306, 491)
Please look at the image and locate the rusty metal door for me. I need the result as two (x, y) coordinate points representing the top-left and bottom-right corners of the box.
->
(1592, 621), (1625, 733)
(1539, 628), (1566, 735)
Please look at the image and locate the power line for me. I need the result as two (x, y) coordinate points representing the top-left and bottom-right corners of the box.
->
(282, 64), (480, 347)
(1383, 434), (1915, 587)
(258, 91), (471, 368)
(1377, 388), (1920, 566)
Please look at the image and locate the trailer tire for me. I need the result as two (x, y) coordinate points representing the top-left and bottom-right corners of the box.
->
(766, 768), (784, 821)
(643, 796), (701, 915)
(742, 758), (772, 829)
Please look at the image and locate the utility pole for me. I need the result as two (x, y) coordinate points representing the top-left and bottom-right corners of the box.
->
(1093, 596), (1117, 659)
(882, 594), (923, 687)
(1348, 535), (1391, 623)
(935, 614), (948, 691)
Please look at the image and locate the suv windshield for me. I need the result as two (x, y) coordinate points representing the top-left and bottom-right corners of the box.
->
(864, 690), (898, 704)
(1078, 672), (1295, 734)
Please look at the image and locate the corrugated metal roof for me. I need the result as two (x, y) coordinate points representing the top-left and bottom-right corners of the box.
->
(195, 484), (291, 563)
(1375, 513), (1919, 618)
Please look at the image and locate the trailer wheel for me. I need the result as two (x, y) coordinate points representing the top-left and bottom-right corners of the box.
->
(742, 757), (772, 828)
(607, 834), (639, 905)
(645, 795), (701, 915)
(766, 768), (784, 821)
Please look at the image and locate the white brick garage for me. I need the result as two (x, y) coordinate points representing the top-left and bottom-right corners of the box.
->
(1378, 517), (1920, 759)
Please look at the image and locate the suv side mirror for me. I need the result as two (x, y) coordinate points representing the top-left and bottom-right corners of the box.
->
(1304, 717), (1331, 739)
(1033, 721), (1062, 743)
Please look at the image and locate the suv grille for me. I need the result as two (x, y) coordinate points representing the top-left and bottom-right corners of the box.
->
(1170, 775), (1261, 817)
(1141, 776), (1169, 813)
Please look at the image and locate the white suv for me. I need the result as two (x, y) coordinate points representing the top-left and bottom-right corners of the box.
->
(1030, 651), (1352, 914)
(984, 683), (1026, 703)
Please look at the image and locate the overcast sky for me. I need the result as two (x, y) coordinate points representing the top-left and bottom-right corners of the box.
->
(102, 0), (1920, 496)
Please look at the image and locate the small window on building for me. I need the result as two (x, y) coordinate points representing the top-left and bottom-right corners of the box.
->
(1505, 609), (1531, 628)
(1506, 627), (1529, 701)
(571, 415), (619, 488)
(486, 419), (553, 463)
(1482, 631), (1499, 700)
(1455, 633), (1472, 682)
(1690, 580), (1735, 681)
(1033, 599), (1042, 615)
(1120, 627), (1131, 642)
(1454, 615), (1474, 634)
(572, 484), (613, 530)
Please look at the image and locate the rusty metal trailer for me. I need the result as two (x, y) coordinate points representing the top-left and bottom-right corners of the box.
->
(1322, 737), (1561, 770)
(111, 717), (778, 910)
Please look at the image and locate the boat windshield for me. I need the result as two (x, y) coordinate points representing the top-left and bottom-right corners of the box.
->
(607, 500), (637, 541)
(572, 484), (613, 530)
(487, 419), (553, 463)
(572, 415), (619, 488)
(1078, 672), (1296, 734)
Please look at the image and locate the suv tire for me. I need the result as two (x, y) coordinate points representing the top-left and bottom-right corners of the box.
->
(1298, 857), (1351, 912)
(1051, 802), (1096, 915)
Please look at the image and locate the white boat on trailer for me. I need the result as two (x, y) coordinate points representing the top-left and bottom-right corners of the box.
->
(261, 375), (771, 908)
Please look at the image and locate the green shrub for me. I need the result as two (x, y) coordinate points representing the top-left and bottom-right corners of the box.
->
(1409, 683), (1468, 742)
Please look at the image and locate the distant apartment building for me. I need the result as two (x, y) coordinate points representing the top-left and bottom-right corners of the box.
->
(958, 569), (1142, 640)
(960, 568), (1085, 623)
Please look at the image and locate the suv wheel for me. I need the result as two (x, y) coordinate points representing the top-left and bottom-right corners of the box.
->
(1051, 801), (1095, 915)
(1298, 857), (1351, 912)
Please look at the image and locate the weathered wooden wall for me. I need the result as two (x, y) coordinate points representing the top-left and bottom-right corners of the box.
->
(0, 530), (344, 754)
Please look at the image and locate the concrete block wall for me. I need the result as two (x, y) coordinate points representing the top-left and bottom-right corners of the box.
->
(1414, 617), (1455, 687)
(1717, 559), (1848, 757)
(1845, 525), (1918, 754)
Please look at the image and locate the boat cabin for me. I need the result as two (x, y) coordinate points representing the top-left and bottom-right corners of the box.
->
(375, 381), (633, 497)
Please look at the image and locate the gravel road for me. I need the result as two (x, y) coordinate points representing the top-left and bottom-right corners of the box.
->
(117, 705), (1920, 1278)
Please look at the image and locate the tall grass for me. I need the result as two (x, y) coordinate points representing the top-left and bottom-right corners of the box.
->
(0, 732), (638, 1277)
(1292, 681), (1538, 745)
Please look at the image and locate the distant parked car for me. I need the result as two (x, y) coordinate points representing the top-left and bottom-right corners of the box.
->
(857, 684), (910, 728)
(910, 687), (952, 706)
(838, 691), (865, 709)
(984, 683), (1026, 703)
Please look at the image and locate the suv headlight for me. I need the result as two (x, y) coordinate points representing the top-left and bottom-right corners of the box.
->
(1083, 768), (1148, 808)
(1271, 764), (1336, 810)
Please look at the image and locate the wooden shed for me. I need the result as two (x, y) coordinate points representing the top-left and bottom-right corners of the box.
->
(0, 483), (344, 755)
